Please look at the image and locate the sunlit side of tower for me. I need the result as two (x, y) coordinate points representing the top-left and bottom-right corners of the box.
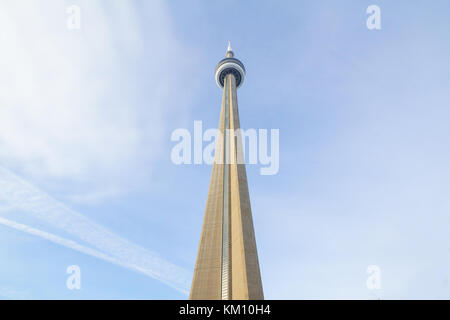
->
(190, 43), (264, 300)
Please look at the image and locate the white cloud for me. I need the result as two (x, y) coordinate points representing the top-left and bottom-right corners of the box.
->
(0, 1), (187, 197)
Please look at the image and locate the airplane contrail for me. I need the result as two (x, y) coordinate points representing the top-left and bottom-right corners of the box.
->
(0, 166), (190, 295)
(0, 216), (188, 294)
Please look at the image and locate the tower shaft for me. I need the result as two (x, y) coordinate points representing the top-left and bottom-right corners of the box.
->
(190, 69), (263, 300)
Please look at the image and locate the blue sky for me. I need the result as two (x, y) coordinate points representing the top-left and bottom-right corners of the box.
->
(0, 0), (449, 299)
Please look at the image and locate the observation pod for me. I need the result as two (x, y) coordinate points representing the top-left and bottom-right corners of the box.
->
(215, 41), (246, 89)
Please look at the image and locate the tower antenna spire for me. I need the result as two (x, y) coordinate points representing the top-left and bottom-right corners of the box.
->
(225, 40), (234, 58)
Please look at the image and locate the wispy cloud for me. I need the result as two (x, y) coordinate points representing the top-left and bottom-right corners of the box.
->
(0, 166), (190, 294)
(0, 0), (196, 297)
(0, 1), (191, 200)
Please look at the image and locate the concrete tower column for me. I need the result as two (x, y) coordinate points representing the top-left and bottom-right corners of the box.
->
(190, 43), (263, 300)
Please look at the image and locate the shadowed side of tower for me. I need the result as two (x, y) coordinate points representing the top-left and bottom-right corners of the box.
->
(190, 44), (264, 300)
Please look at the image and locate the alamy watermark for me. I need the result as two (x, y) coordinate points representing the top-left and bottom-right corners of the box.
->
(66, 265), (81, 290)
(66, 5), (81, 30)
(366, 5), (381, 30)
(170, 121), (279, 175)
(366, 265), (381, 290)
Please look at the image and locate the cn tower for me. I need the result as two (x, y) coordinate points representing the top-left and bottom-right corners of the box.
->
(190, 43), (264, 300)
